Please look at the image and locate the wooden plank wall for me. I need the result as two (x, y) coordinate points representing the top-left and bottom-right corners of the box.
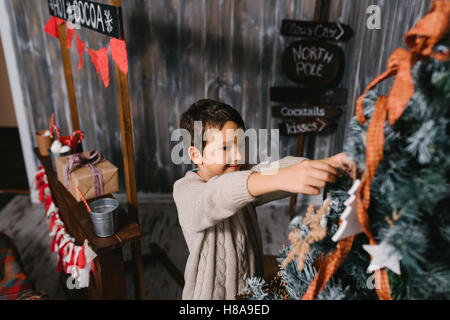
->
(4, 0), (432, 202)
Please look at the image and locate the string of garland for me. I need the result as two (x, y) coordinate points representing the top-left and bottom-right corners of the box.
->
(44, 16), (128, 88)
(34, 166), (97, 289)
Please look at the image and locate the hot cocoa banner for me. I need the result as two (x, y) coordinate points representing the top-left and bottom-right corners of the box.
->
(47, 0), (122, 39)
(44, 16), (128, 88)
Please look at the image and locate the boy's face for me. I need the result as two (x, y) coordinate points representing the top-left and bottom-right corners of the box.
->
(190, 121), (246, 180)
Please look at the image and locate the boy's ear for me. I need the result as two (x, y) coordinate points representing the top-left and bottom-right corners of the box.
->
(188, 146), (203, 166)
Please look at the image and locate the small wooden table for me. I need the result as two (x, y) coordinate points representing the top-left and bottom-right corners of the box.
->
(35, 148), (143, 299)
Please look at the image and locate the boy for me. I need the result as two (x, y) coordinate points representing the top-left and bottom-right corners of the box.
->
(173, 99), (353, 300)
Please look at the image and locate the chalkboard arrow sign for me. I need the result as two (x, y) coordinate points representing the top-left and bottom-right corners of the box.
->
(281, 20), (354, 42)
(47, 0), (122, 39)
(279, 118), (330, 136)
(270, 87), (347, 105)
(283, 40), (344, 87)
(272, 105), (342, 119)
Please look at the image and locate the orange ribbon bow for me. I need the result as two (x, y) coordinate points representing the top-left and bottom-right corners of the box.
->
(301, 0), (449, 301)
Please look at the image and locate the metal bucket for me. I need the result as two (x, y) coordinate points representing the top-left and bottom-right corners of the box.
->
(89, 198), (119, 238)
(48, 148), (71, 171)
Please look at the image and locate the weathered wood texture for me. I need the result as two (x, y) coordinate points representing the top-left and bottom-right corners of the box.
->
(107, 0), (145, 300)
(56, 23), (80, 132)
(4, 0), (432, 209)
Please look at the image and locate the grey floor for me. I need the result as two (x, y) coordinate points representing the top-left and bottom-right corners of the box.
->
(0, 192), (318, 300)
(0, 195), (66, 299)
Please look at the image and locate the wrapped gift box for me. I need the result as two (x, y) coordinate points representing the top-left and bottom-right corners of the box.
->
(55, 151), (119, 202)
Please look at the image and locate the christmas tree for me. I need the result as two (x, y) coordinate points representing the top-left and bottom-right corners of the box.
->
(239, 1), (450, 300)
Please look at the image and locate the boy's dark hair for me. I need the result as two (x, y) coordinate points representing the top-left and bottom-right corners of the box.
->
(180, 99), (245, 150)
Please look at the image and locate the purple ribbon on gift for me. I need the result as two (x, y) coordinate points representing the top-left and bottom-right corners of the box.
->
(63, 151), (105, 198)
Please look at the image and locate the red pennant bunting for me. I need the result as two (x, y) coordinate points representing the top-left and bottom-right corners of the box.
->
(110, 38), (128, 74)
(76, 35), (86, 70)
(88, 47), (110, 87)
(44, 18), (129, 89)
(67, 25), (75, 49)
(44, 17), (64, 39)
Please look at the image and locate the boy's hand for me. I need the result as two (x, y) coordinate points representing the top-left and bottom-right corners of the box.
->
(323, 152), (356, 179)
(276, 159), (338, 195)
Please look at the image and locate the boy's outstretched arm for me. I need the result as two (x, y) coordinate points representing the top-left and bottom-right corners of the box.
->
(174, 153), (353, 232)
(175, 156), (306, 232)
(246, 156), (307, 207)
(247, 153), (354, 199)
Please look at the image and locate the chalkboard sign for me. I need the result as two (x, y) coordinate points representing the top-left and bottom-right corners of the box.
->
(48, 0), (122, 39)
(283, 40), (344, 86)
(281, 20), (354, 42)
(279, 118), (330, 136)
(270, 87), (347, 105)
(272, 105), (342, 119)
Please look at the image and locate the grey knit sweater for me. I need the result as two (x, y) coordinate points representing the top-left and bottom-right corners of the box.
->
(173, 156), (307, 300)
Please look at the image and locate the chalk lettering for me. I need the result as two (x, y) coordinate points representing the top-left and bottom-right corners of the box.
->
(293, 44), (333, 64)
(281, 20), (354, 42)
(323, 51), (334, 64)
(282, 40), (344, 86)
(296, 62), (324, 77)
(82, 1), (88, 25)
(47, 0), (121, 38)
(49, 0), (67, 19)
(281, 118), (329, 135)
(280, 106), (326, 117)
(97, 4), (104, 32)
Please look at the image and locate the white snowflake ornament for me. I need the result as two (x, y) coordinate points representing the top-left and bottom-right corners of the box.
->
(331, 179), (364, 242)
